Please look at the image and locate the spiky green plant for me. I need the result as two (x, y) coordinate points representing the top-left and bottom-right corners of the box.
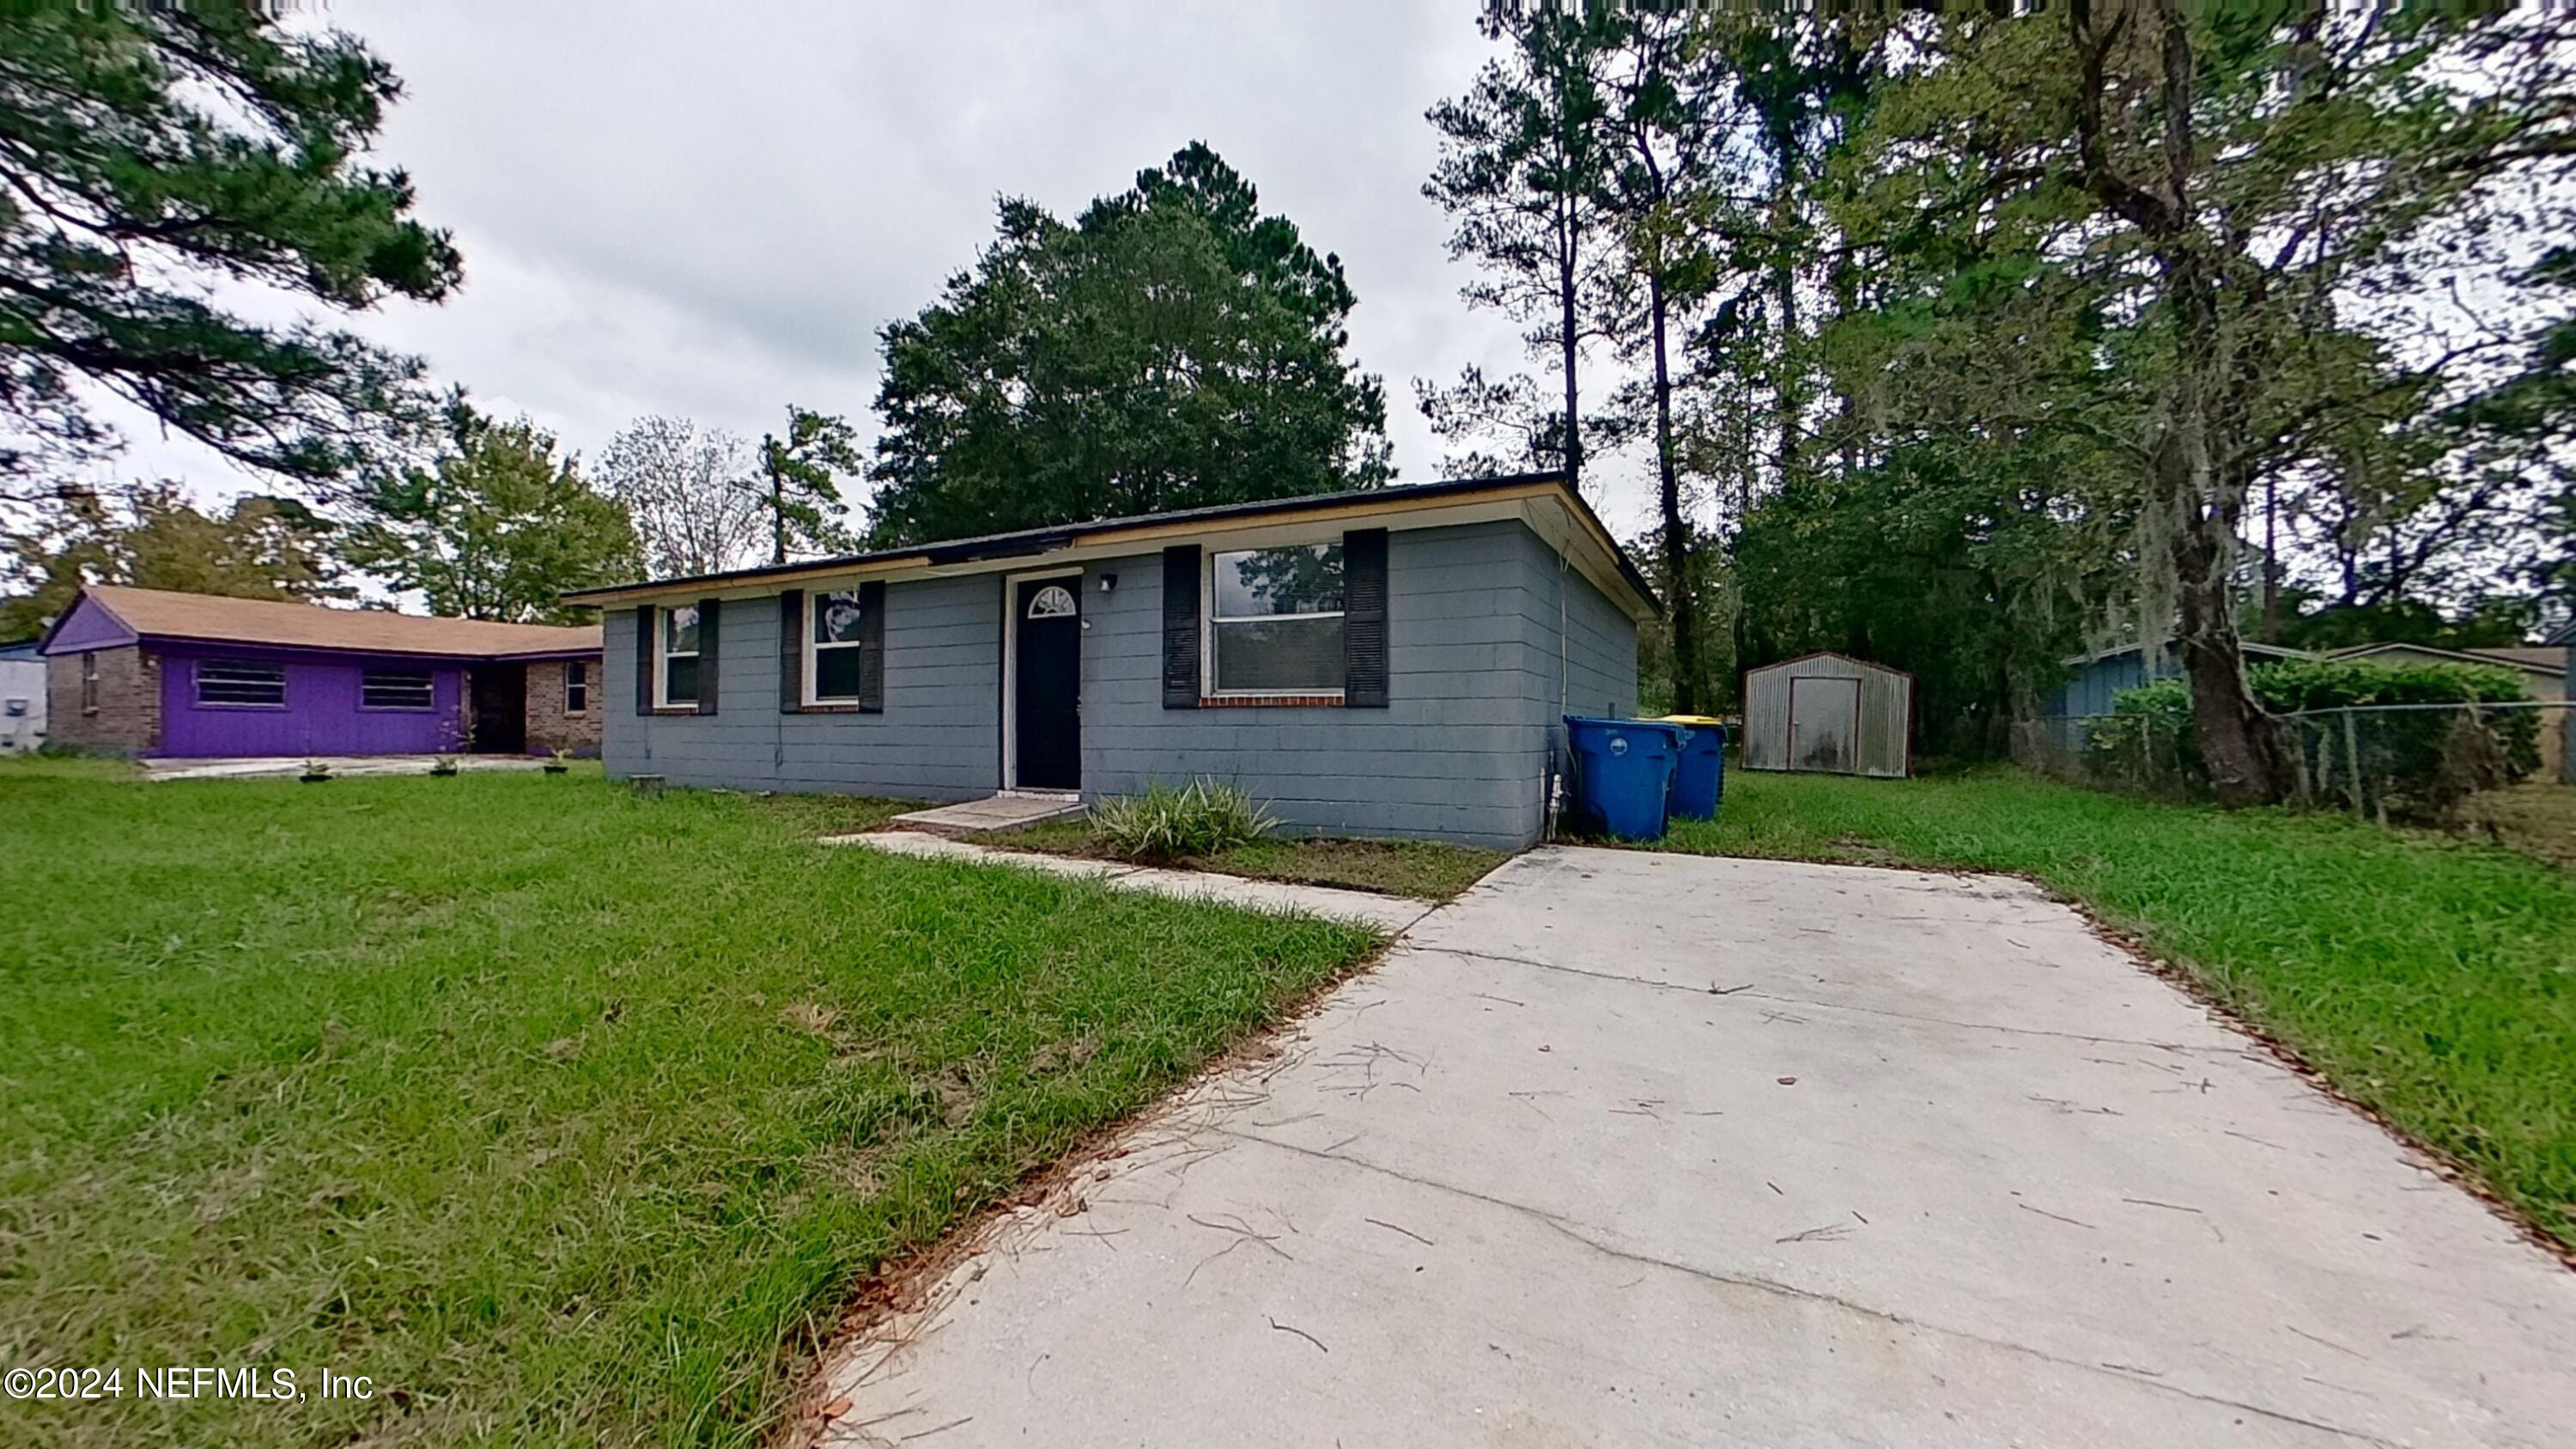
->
(1090, 778), (1279, 862)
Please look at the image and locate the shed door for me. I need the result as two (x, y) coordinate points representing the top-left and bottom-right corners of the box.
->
(1788, 675), (1860, 774)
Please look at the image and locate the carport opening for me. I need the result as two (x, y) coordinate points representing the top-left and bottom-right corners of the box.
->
(468, 663), (526, 753)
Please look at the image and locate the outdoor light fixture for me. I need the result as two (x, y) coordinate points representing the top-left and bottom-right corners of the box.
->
(1099, 573), (1118, 592)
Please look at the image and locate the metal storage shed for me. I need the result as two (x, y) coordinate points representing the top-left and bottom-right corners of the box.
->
(1741, 652), (1912, 778)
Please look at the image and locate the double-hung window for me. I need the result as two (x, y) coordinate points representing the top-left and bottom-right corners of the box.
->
(1206, 543), (1346, 697)
(81, 654), (99, 714)
(807, 591), (866, 704)
(196, 660), (287, 708)
(657, 606), (702, 707)
(564, 661), (588, 715)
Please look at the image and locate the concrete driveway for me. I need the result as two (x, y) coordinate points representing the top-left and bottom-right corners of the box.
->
(816, 848), (2576, 1447)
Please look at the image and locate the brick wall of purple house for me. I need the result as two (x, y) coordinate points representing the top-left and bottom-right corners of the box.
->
(522, 656), (603, 757)
(46, 645), (159, 752)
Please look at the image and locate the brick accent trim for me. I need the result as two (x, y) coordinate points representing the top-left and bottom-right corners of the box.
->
(1196, 694), (1346, 709)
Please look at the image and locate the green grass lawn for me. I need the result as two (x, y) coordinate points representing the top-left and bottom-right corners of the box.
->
(969, 818), (1509, 902)
(2464, 782), (2576, 874)
(1662, 768), (2576, 1251)
(0, 760), (1376, 1448)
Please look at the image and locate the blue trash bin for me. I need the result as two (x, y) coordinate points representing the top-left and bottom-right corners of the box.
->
(1658, 715), (1727, 819)
(1563, 716), (1686, 841)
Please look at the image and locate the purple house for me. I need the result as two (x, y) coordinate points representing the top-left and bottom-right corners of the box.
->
(39, 587), (604, 758)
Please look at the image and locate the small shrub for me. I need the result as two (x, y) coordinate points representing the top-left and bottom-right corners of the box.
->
(2089, 688), (2202, 797)
(1091, 778), (1278, 862)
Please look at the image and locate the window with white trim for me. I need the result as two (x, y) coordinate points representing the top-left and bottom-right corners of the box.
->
(1206, 543), (1345, 696)
(81, 653), (98, 714)
(360, 670), (434, 710)
(197, 660), (287, 707)
(564, 661), (588, 715)
(657, 606), (701, 707)
(807, 590), (865, 703)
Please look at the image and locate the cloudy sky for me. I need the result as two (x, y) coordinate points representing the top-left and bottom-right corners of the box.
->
(107, 0), (1667, 537)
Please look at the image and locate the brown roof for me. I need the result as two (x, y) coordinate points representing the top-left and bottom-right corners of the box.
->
(2330, 641), (2566, 677)
(77, 586), (601, 660)
(2466, 646), (2569, 674)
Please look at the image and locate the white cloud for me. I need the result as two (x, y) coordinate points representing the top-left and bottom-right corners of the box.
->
(112, 0), (1662, 537)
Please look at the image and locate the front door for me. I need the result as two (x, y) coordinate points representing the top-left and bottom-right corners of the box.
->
(1013, 578), (1081, 790)
(468, 664), (526, 754)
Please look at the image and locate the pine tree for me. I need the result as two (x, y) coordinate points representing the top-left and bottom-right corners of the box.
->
(756, 407), (860, 563)
(0, 3), (459, 490)
(1421, 3), (1629, 492)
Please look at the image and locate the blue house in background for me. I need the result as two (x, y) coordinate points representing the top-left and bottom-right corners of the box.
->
(2039, 641), (2317, 718)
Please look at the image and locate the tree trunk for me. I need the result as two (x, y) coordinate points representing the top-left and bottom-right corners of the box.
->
(2152, 356), (2285, 807)
(768, 461), (787, 565)
(1832, 253), (1861, 485)
(1558, 189), (1584, 492)
(1649, 269), (1698, 713)
(1771, 170), (1800, 496)
(2070, 0), (2286, 805)
(2261, 472), (2280, 642)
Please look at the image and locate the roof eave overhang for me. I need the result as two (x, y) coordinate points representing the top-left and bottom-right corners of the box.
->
(565, 476), (1662, 622)
(127, 632), (599, 664)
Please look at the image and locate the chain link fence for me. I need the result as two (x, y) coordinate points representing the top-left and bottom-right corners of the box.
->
(2016, 700), (2572, 823)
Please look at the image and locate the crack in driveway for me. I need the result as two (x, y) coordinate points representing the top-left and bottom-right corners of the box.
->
(1206, 1121), (2402, 1446)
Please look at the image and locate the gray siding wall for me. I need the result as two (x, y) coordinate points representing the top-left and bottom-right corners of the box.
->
(1084, 520), (1631, 849)
(601, 517), (1639, 849)
(603, 572), (1000, 801)
(1542, 538), (1638, 726)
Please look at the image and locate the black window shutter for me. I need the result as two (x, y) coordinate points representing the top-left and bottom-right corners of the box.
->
(695, 597), (721, 715)
(1344, 527), (1389, 708)
(1162, 544), (1200, 709)
(777, 589), (804, 713)
(857, 580), (886, 713)
(634, 606), (655, 715)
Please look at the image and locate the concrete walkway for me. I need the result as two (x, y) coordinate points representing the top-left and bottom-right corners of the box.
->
(824, 829), (1435, 934)
(811, 847), (2576, 1448)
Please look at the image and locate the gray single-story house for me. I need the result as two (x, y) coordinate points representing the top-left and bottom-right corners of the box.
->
(563, 473), (1655, 849)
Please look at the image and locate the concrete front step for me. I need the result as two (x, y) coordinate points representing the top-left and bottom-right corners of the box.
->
(890, 792), (1087, 836)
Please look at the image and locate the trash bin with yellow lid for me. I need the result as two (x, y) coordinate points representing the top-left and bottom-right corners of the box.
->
(1656, 714), (1728, 819)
